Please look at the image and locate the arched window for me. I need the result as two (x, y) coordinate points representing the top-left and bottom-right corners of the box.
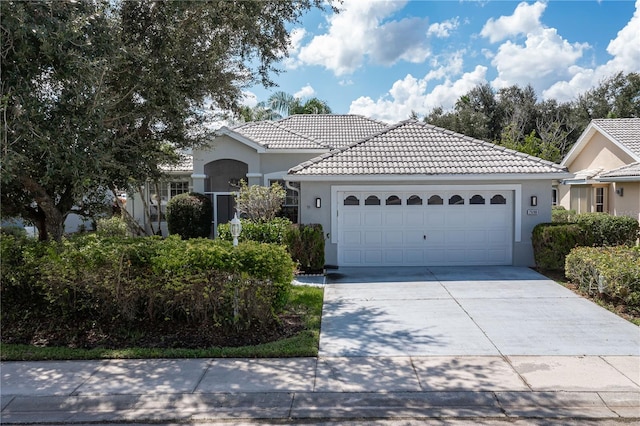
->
(449, 195), (464, 205)
(386, 195), (401, 205)
(365, 195), (381, 205)
(344, 195), (359, 206)
(470, 195), (485, 205)
(407, 195), (422, 205)
(427, 195), (443, 205)
(490, 194), (506, 205)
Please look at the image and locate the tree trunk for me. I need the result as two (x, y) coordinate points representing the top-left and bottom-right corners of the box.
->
(19, 177), (66, 241)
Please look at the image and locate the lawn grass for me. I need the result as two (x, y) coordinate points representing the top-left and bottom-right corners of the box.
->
(0, 284), (324, 361)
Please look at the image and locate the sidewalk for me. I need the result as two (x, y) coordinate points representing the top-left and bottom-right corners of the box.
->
(2, 355), (639, 423)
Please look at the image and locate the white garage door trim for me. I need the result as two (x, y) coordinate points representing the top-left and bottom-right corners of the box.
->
(331, 184), (522, 266)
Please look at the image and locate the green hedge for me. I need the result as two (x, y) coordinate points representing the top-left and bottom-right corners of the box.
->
(219, 219), (325, 273)
(166, 192), (213, 239)
(532, 223), (590, 271)
(0, 234), (294, 331)
(552, 206), (576, 223)
(566, 246), (640, 311)
(573, 213), (639, 246)
(218, 217), (291, 244)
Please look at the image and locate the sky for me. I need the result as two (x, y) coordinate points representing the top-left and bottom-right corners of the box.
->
(241, 0), (640, 123)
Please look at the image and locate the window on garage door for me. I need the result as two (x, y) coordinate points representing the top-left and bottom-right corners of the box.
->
(407, 195), (422, 205)
(490, 194), (506, 204)
(365, 195), (381, 205)
(448, 195), (464, 205)
(386, 195), (401, 205)
(344, 195), (359, 205)
(470, 194), (486, 204)
(427, 195), (443, 205)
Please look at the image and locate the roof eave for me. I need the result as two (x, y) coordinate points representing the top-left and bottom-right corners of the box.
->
(285, 172), (572, 182)
(597, 176), (640, 182)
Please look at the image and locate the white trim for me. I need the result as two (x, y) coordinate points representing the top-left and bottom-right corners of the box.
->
(331, 184), (523, 245)
(246, 173), (263, 178)
(191, 173), (207, 179)
(287, 173), (570, 182)
(264, 149), (329, 154)
(598, 176), (640, 182)
(263, 171), (288, 186)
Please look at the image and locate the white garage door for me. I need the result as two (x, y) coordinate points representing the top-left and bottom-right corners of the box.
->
(337, 189), (513, 266)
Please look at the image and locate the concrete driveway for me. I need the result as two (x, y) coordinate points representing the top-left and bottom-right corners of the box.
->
(319, 266), (640, 357)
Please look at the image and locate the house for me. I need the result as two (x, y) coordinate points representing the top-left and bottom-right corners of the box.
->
(191, 115), (388, 230)
(285, 119), (569, 267)
(557, 118), (640, 222)
(128, 115), (571, 267)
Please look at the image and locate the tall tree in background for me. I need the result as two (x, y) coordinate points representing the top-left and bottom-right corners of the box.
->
(425, 72), (639, 163)
(1, 0), (328, 240)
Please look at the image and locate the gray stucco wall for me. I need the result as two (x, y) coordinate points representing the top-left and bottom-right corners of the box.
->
(296, 179), (553, 268)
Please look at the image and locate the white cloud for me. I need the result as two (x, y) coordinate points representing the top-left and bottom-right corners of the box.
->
(427, 17), (460, 38)
(543, 0), (640, 101)
(283, 28), (307, 69)
(348, 65), (487, 122)
(294, 84), (316, 99)
(480, 1), (546, 43)
(490, 28), (588, 91)
(240, 91), (258, 108)
(297, 0), (430, 76)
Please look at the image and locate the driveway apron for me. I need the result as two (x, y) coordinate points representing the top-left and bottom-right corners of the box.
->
(319, 266), (640, 357)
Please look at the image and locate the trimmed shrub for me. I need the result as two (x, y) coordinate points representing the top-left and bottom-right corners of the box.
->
(552, 206), (576, 223)
(532, 223), (590, 271)
(566, 246), (640, 312)
(219, 219), (326, 273)
(218, 217), (291, 244)
(286, 224), (325, 273)
(166, 192), (213, 239)
(574, 213), (639, 247)
(1, 234), (295, 332)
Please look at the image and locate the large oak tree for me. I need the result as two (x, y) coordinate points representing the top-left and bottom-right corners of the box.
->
(2, 0), (328, 240)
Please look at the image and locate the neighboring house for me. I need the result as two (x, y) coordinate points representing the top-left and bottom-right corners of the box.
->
(557, 118), (640, 222)
(130, 115), (571, 267)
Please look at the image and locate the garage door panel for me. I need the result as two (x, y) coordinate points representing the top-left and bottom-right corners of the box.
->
(405, 211), (424, 226)
(338, 189), (513, 266)
(385, 231), (403, 246)
(363, 231), (382, 245)
(364, 250), (383, 264)
(384, 250), (404, 264)
(363, 212), (382, 226)
(405, 231), (425, 245)
(467, 230), (487, 244)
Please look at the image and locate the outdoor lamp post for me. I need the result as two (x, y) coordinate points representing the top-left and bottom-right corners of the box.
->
(230, 212), (242, 247)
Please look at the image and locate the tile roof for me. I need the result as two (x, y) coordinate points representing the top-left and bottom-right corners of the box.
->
(160, 154), (193, 173)
(599, 162), (640, 178)
(289, 120), (568, 176)
(592, 118), (640, 156)
(229, 121), (329, 149)
(228, 114), (389, 150)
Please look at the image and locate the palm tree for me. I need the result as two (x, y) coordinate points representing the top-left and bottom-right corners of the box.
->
(268, 91), (332, 116)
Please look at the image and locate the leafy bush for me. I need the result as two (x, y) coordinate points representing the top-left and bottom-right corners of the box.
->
(574, 213), (639, 246)
(234, 180), (285, 221)
(96, 216), (128, 237)
(532, 223), (590, 271)
(566, 246), (640, 312)
(0, 225), (28, 237)
(219, 219), (326, 273)
(166, 192), (213, 239)
(1, 235), (295, 332)
(286, 224), (325, 273)
(218, 217), (291, 244)
(552, 206), (576, 223)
